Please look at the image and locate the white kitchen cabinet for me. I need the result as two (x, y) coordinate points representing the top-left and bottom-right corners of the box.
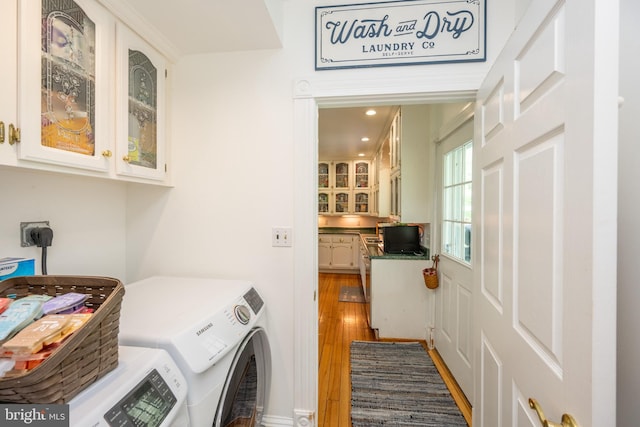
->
(370, 258), (432, 339)
(318, 160), (371, 214)
(388, 105), (434, 223)
(353, 160), (371, 189)
(354, 191), (370, 214)
(318, 234), (358, 271)
(3, 0), (169, 184)
(318, 235), (332, 269)
(318, 161), (331, 189)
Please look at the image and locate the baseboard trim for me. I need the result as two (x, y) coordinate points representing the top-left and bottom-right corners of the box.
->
(262, 414), (295, 427)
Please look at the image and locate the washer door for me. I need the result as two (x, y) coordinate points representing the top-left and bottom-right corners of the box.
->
(214, 327), (271, 427)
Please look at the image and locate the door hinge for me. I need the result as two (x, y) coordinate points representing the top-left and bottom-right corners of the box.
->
(314, 291), (317, 301)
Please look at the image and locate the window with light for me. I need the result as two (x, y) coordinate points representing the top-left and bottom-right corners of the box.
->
(442, 141), (472, 264)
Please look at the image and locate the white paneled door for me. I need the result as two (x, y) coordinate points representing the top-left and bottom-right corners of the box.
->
(473, 0), (618, 426)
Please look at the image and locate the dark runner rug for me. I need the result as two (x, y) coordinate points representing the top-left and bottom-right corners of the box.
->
(339, 286), (365, 303)
(350, 341), (467, 426)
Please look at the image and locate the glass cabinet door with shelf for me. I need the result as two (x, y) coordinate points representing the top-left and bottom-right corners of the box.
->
(354, 191), (370, 214)
(18, 0), (113, 171)
(318, 191), (330, 213)
(116, 23), (166, 181)
(319, 162), (330, 189)
(334, 162), (350, 189)
(334, 191), (350, 213)
(354, 160), (370, 189)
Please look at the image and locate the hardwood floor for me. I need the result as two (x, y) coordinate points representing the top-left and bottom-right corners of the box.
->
(317, 272), (472, 427)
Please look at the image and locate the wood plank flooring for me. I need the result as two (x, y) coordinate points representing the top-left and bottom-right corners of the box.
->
(317, 272), (472, 427)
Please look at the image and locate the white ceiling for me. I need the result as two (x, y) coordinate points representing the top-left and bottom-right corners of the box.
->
(318, 106), (399, 160)
(98, 0), (284, 58)
(99, 0), (395, 161)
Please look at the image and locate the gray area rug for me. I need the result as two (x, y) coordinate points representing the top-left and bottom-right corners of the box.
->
(350, 341), (467, 426)
(339, 286), (365, 303)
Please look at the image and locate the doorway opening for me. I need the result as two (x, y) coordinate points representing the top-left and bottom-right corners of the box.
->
(314, 98), (475, 426)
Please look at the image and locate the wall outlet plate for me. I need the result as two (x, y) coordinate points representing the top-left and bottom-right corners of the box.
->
(20, 221), (50, 247)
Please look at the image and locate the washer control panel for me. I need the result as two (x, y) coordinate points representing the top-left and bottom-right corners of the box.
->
(172, 287), (265, 374)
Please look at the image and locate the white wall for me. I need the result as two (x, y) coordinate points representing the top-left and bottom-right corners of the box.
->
(617, 0), (640, 424)
(0, 167), (127, 279)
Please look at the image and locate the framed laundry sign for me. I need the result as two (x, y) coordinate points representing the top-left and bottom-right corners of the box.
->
(315, 0), (486, 70)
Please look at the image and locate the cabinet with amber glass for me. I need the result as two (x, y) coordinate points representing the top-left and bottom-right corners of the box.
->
(7, 0), (168, 184)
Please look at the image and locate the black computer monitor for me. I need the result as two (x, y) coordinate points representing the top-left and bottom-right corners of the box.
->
(383, 225), (421, 254)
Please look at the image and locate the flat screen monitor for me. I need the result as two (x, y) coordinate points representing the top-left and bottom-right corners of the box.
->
(383, 225), (421, 254)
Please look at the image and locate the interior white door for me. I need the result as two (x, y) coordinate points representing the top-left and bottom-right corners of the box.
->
(473, 0), (618, 426)
(434, 118), (474, 401)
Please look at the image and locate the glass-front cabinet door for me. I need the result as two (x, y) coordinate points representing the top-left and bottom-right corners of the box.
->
(334, 192), (350, 214)
(354, 160), (370, 189)
(18, 0), (113, 171)
(319, 162), (330, 189)
(116, 23), (166, 180)
(354, 192), (369, 214)
(334, 162), (350, 189)
(318, 191), (330, 214)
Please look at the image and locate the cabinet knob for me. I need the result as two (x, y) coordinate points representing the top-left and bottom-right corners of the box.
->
(122, 155), (131, 163)
(8, 124), (20, 145)
(102, 150), (112, 158)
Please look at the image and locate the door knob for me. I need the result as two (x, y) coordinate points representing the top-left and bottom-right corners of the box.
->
(529, 398), (579, 427)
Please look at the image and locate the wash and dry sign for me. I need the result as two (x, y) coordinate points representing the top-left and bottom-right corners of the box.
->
(315, 0), (486, 70)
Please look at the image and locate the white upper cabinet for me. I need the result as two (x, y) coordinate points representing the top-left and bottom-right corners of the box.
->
(5, 0), (169, 184)
(318, 160), (371, 215)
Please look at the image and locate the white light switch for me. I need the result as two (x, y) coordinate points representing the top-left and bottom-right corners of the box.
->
(272, 227), (292, 247)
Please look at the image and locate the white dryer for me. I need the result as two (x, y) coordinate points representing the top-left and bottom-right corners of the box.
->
(117, 276), (271, 427)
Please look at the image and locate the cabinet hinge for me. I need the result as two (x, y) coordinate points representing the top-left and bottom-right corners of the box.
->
(165, 163), (167, 172)
(314, 291), (317, 301)
(165, 69), (168, 78)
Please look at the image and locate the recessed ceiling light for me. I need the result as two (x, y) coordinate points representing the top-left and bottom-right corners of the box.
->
(365, 109), (377, 116)
(358, 153), (365, 157)
(361, 137), (370, 142)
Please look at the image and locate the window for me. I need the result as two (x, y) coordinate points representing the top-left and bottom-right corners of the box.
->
(442, 141), (472, 264)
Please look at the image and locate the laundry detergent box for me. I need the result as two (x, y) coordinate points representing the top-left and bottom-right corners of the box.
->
(0, 258), (35, 280)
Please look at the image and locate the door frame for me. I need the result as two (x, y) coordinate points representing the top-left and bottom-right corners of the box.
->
(291, 76), (481, 426)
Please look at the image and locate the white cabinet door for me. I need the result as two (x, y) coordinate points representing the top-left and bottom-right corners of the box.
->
(0, 0), (18, 164)
(18, 0), (114, 172)
(115, 22), (166, 181)
(330, 235), (354, 269)
(318, 236), (332, 270)
(473, 0), (618, 425)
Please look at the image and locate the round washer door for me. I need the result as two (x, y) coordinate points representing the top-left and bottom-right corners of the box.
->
(214, 327), (271, 427)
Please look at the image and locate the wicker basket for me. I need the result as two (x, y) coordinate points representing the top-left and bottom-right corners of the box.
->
(423, 254), (440, 290)
(0, 275), (124, 404)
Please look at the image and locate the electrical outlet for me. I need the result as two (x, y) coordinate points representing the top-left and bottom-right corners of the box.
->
(272, 227), (292, 247)
(20, 221), (50, 247)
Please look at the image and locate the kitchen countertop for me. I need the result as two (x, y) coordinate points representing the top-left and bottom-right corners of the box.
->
(319, 227), (377, 235)
(318, 228), (431, 260)
(359, 233), (430, 260)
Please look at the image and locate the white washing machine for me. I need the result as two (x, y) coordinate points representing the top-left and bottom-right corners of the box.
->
(117, 276), (271, 427)
(69, 346), (189, 426)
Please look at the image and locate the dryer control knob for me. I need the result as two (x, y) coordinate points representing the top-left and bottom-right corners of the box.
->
(234, 305), (251, 325)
